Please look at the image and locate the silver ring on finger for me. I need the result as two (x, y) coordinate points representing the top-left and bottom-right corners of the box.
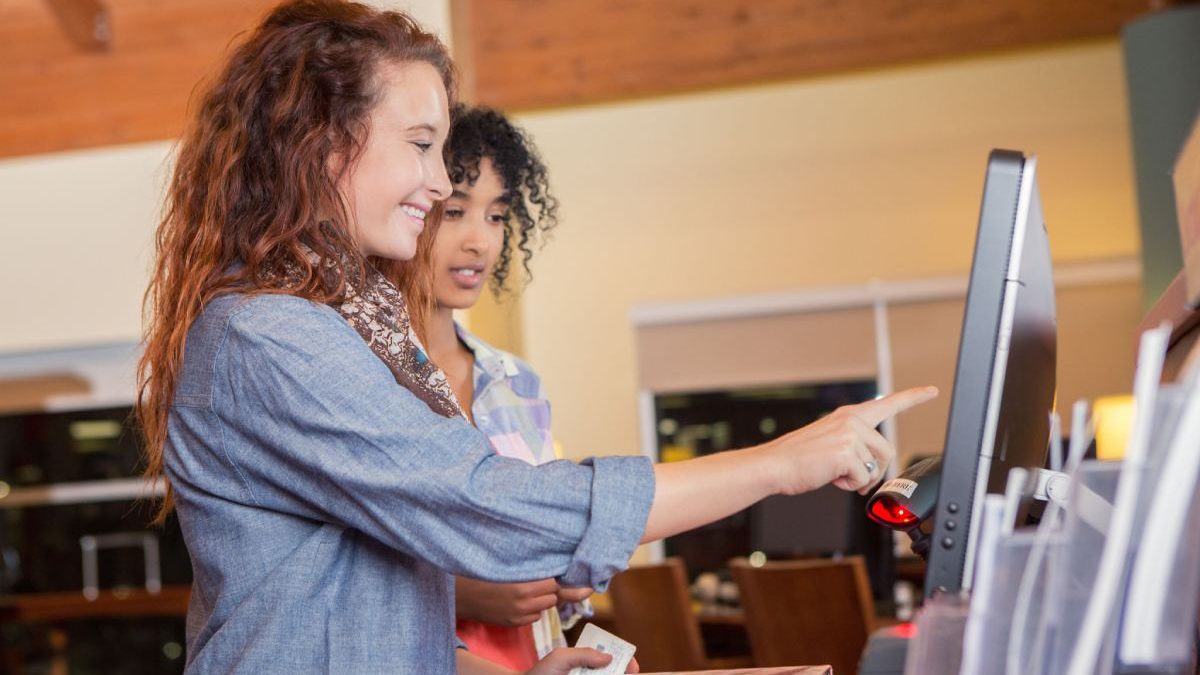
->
(865, 460), (878, 475)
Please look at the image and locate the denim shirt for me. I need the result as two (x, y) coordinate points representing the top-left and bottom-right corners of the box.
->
(166, 294), (654, 674)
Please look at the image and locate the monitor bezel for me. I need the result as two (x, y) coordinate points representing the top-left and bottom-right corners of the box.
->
(923, 150), (1053, 596)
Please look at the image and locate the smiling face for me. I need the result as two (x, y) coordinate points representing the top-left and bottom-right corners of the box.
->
(432, 157), (509, 310)
(340, 60), (452, 261)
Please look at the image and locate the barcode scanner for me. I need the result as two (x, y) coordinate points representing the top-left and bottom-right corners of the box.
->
(865, 456), (942, 559)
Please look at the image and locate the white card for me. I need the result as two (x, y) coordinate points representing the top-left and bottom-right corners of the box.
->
(568, 623), (636, 675)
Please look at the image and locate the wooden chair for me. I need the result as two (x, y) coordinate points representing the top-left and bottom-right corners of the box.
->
(607, 557), (751, 672)
(730, 556), (875, 674)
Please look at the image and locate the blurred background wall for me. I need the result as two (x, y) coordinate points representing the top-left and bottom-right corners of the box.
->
(509, 41), (1140, 462)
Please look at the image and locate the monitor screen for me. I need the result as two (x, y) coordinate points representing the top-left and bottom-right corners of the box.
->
(923, 149), (1058, 596)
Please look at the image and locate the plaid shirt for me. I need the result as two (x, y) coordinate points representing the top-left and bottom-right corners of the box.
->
(455, 323), (592, 656)
(457, 323), (557, 466)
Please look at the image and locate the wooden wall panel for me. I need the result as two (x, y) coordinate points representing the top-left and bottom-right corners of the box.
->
(456, 0), (1171, 111)
(0, 374), (91, 414)
(0, 0), (276, 159)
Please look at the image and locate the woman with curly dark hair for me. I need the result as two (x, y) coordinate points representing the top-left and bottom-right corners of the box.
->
(443, 104), (559, 296)
(406, 105), (577, 670)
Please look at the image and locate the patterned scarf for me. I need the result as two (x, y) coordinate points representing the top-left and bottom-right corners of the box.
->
(280, 247), (464, 419)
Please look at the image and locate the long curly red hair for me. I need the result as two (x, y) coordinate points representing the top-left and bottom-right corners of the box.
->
(138, 0), (455, 522)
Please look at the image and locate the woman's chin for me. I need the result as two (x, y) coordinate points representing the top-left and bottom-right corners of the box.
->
(436, 288), (483, 311)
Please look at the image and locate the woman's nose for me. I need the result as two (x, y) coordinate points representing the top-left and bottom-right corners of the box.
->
(463, 226), (488, 254)
(427, 156), (452, 200)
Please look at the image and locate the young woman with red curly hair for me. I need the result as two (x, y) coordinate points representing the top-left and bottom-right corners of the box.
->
(138, 1), (936, 673)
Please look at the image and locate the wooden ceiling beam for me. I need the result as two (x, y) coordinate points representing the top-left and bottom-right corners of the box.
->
(44, 0), (111, 52)
(0, 0), (276, 159)
(454, 0), (1176, 111)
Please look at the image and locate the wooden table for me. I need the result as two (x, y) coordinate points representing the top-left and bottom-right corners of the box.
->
(648, 662), (825, 667)
(0, 586), (190, 674)
(577, 600), (751, 660)
(0, 585), (190, 623)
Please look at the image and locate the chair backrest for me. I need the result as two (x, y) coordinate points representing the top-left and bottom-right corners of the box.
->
(606, 557), (707, 672)
(731, 556), (875, 674)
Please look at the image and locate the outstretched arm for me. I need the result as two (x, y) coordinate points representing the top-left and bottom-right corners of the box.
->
(642, 386), (938, 543)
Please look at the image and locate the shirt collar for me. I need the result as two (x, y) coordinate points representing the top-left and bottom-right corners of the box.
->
(454, 321), (519, 381)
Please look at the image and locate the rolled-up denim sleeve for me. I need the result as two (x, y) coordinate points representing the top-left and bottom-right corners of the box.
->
(199, 296), (653, 588)
(560, 457), (654, 591)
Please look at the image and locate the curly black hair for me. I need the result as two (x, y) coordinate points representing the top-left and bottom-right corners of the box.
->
(445, 104), (559, 295)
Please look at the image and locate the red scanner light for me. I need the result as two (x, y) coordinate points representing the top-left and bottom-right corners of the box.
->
(870, 497), (919, 526)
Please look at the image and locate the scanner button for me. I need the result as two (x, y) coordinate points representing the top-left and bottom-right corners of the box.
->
(945, 520), (957, 531)
(947, 503), (959, 514)
(941, 537), (954, 549)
